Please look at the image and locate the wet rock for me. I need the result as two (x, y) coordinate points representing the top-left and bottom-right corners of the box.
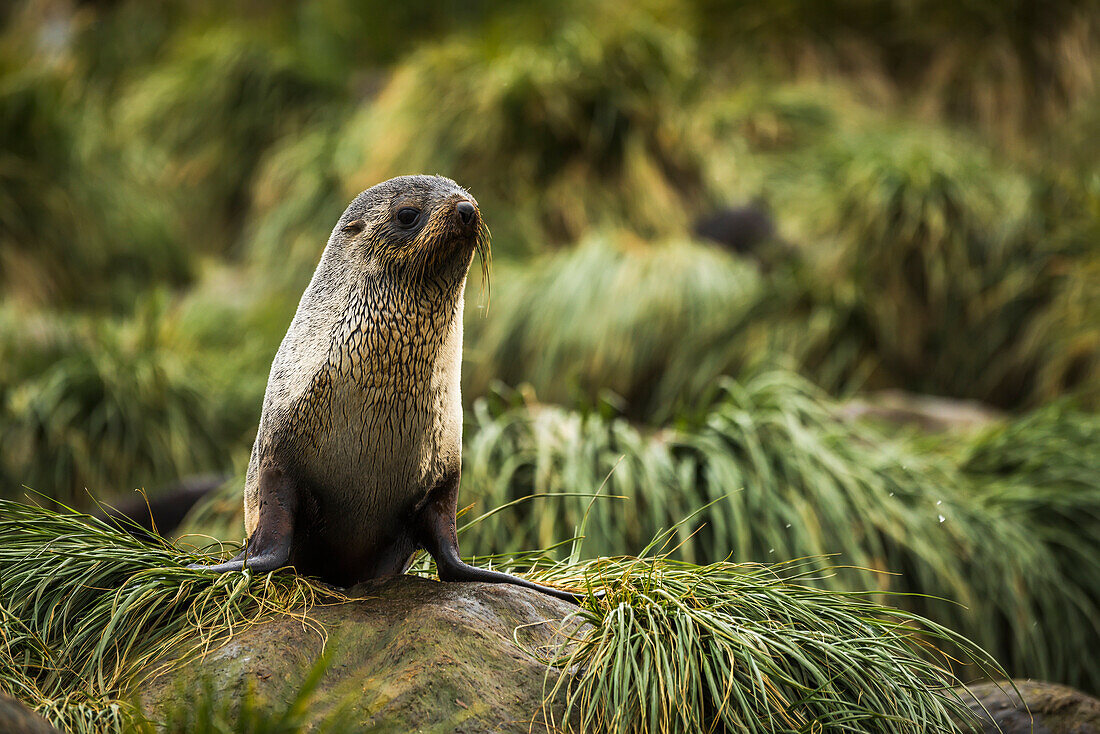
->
(140, 575), (583, 732)
(957, 679), (1100, 734)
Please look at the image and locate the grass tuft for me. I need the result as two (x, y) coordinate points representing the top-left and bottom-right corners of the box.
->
(463, 370), (1100, 690)
(0, 499), (343, 734)
(1, 497), (1005, 734)
(464, 233), (764, 421)
(526, 545), (997, 733)
(339, 10), (710, 254)
(0, 300), (231, 507)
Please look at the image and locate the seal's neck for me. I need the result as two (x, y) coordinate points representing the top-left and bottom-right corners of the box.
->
(325, 269), (466, 390)
(362, 275), (463, 343)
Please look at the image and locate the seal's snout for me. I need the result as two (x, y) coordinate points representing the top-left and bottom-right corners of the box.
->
(456, 201), (476, 227)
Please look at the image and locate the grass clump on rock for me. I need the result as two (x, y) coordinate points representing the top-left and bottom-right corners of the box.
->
(462, 370), (1100, 691)
(536, 550), (996, 734)
(0, 499), (342, 734)
(1, 497), (999, 733)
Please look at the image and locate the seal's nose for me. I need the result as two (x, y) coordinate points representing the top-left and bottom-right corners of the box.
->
(456, 201), (476, 226)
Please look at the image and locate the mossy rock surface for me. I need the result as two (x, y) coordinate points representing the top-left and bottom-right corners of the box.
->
(958, 680), (1100, 734)
(140, 575), (582, 732)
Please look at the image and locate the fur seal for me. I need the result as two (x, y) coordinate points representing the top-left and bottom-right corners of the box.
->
(190, 175), (577, 602)
(97, 475), (228, 540)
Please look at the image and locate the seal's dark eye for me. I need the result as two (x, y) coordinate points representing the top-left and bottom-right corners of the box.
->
(396, 207), (420, 227)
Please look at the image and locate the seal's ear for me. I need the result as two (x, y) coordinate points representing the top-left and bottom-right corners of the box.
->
(341, 219), (366, 235)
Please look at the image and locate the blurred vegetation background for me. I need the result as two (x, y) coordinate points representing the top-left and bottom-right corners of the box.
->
(1, 0), (1099, 694)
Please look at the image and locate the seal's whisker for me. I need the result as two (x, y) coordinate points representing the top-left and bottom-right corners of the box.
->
(476, 220), (492, 313)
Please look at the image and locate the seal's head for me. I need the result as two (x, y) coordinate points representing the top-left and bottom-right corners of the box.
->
(329, 175), (489, 291)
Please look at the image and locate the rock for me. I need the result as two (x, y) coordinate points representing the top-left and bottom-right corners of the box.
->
(957, 680), (1100, 734)
(839, 390), (1004, 433)
(0, 693), (60, 734)
(140, 575), (583, 732)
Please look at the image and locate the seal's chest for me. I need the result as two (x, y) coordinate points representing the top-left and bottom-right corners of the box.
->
(293, 360), (456, 503)
(278, 285), (464, 506)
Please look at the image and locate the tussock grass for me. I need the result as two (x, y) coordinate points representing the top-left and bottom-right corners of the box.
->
(0, 302), (231, 507)
(0, 497), (1001, 734)
(463, 371), (1100, 689)
(0, 68), (190, 307)
(532, 550), (996, 734)
(464, 234), (763, 421)
(1017, 248), (1100, 409)
(116, 24), (341, 255)
(958, 403), (1100, 681)
(242, 124), (352, 284)
(339, 10), (710, 253)
(462, 162), (1097, 415)
(700, 112), (1100, 409)
(803, 127), (1073, 407)
(0, 500), (343, 733)
(687, 0), (1100, 142)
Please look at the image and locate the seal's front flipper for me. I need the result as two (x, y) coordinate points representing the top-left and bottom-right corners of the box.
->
(416, 470), (582, 604)
(188, 462), (297, 574)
